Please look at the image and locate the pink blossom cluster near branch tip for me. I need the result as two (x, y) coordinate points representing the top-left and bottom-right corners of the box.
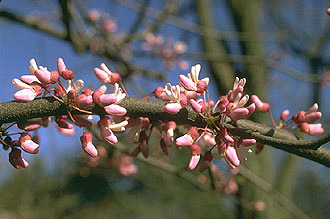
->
(6, 58), (128, 169)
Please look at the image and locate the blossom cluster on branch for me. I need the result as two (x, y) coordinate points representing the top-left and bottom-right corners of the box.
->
(0, 58), (325, 174)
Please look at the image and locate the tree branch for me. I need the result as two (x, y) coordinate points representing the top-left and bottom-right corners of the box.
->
(0, 96), (329, 167)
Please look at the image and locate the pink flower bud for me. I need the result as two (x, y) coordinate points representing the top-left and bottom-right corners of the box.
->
(308, 123), (324, 136)
(188, 154), (200, 171)
(34, 68), (51, 85)
(20, 75), (40, 84)
(176, 134), (193, 147)
(97, 116), (118, 144)
(9, 148), (29, 169)
(229, 108), (249, 120)
(195, 81), (207, 94)
(293, 111), (305, 123)
(251, 95), (269, 113)
(203, 133), (216, 146)
(94, 68), (110, 83)
(154, 86), (168, 100)
(109, 72), (121, 84)
(240, 138), (256, 147)
(80, 131), (98, 157)
(246, 103), (256, 116)
(50, 71), (60, 84)
(188, 144), (201, 170)
(14, 89), (38, 102)
(99, 94), (117, 107)
(179, 74), (196, 91)
(224, 146), (240, 169)
(57, 58), (74, 80)
(217, 96), (229, 113)
(104, 104), (127, 116)
(221, 128), (234, 143)
(164, 102), (182, 114)
(19, 133), (39, 154)
(75, 94), (93, 109)
(305, 112), (322, 123)
(189, 99), (202, 113)
(280, 109), (290, 121)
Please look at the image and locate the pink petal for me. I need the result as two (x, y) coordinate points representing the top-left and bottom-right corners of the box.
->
(94, 68), (110, 83)
(101, 128), (118, 144)
(20, 75), (40, 84)
(83, 142), (98, 157)
(57, 58), (67, 73)
(179, 75), (196, 91)
(305, 112), (322, 123)
(14, 89), (37, 102)
(21, 140), (39, 154)
(9, 148), (29, 169)
(280, 109), (290, 121)
(188, 154), (200, 170)
(251, 95), (264, 108)
(176, 134), (193, 146)
(164, 102), (182, 114)
(240, 138), (256, 147)
(308, 123), (324, 136)
(307, 103), (318, 113)
(99, 93), (117, 107)
(35, 69), (51, 84)
(230, 108), (249, 120)
(246, 103), (256, 116)
(225, 147), (240, 167)
(203, 134), (216, 146)
(104, 104), (127, 116)
(190, 99), (202, 113)
(76, 95), (93, 109)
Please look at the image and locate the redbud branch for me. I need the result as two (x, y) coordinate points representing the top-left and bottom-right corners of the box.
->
(0, 96), (329, 167)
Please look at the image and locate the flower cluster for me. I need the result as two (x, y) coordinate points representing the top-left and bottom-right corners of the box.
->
(5, 58), (129, 169)
(2, 60), (324, 175)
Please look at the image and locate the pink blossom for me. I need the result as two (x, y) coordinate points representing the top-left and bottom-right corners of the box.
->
(280, 109), (290, 121)
(188, 143), (201, 170)
(19, 133), (40, 154)
(104, 104), (127, 116)
(98, 116), (128, 144)
(163, 83), (186, 114)
(176, 134), (193, 147)
(224, 146), (240, 169)
(57, 58), (73, 80)
(9, 148), (29, 169)
(80, 131), (98, 157)
(12, 78), (41, 102)
(179, 64), (209, 93)
(251, 95), (270, 113)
